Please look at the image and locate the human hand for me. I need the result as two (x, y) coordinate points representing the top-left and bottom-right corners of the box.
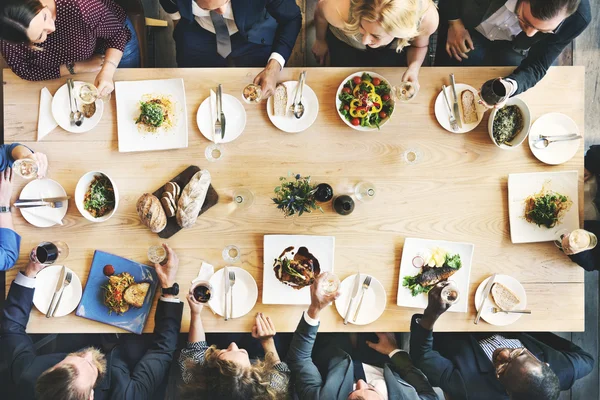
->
(251, 312), (277, 342)
(95, 68), (115, 98)
(424, 282), (452, 319)
(76, 54), (105, 74)
(187, 293), (203, 315)
(24, 152), (48, 179)
(0, 168), (13, 206)
(24, 257), (46, 278)
(446, 19), (474, 62)
(311, 39), (329, 66)
(366, 333), (399, 355)
(253, 59), (281, 99)
(401, 68), (421, 95)
(154, 244), (179, 289)
(307, 273), (340, 319)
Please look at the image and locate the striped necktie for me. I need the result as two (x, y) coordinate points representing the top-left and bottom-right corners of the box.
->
(210, 10), (232, 58)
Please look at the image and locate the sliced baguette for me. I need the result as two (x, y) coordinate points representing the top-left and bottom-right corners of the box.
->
(461, 90), (478, 124)
(491, 282), (521, 311)
(124, 282), (150, 308)
(273, 84), (287, 117)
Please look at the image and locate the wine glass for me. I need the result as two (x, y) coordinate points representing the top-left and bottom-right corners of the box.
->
(440, 281), (460, 305)
(319, 272), (340, 295)
(241, 71), (263, 104)
(222, 245), (241, 263)
(76, 82), (110, 104)
(393, 81), (418, 102)
(30, 241), (69, 265)
(12, 159), (38, 179)
(355, 181), (376, 202)
(190, 280), (213, 304)
(148, 245), (167, 264)
(402, 148), (423, 165)
(205, 143), (223, 162)
(232, 188), (254, 210)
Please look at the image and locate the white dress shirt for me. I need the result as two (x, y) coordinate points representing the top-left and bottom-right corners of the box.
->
(168, 1), (285, 68)
(475, 0), (522, 42)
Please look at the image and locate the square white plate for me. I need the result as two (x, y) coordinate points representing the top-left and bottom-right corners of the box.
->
(115, 78), (188, 152)
(263, 235), (335, 305)
(508, 171), (579, 243)
(397, 238), (474, 313)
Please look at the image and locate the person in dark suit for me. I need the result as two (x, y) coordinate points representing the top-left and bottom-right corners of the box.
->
(159, 0), (302, 98)
(1, 244), (184, 400)
(435, 0), (591, 96)
(287, 273), (438, 400)
(410, 283), (594, 399)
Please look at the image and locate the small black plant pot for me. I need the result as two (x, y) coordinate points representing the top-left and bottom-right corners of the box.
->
(334, 195), (355, 215)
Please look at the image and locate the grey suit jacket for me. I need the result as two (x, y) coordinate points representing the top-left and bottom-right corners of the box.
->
(287, 316), (438, 400)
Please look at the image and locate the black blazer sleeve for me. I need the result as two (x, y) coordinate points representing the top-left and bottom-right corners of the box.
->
(389, 351), (438, 400)
(0, 280), (37, 387)
(159, 0), (179, 15)
(265, 0), (302, 62)
(409, 314), (468, 399)
(437, 0), (461, 21)
(118, 299), (184, 398)
(567, 221), (600, 272)
(585, 145), (600, 175)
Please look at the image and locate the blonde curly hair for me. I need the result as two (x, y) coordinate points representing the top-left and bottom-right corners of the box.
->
(179, 345), (290, 400)
(344, 0), (432, 52)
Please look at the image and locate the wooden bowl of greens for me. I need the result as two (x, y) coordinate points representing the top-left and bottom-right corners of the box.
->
(75, 171), (119, 222)
(488, 98), (531, 150)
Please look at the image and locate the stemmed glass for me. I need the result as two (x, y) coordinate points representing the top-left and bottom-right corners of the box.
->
(12, 159), (38, 179)
(76, 82), (111, 103)
(319, 272), (340, 295)
(355, 181), (376, 202)
(393, 81), (418, 102)
(232, 188), (254, 210)
(222, 245), (241, 263)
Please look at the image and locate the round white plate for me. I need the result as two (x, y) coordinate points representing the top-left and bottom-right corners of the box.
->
(33, 265), (83, 317)
(335, 274), (387, 325)
(18, 179), (68, 227)
(474, 274), (527, 326)
(208, 267), (258, 318)
(335, 71), (395, 132)
(197, 94), (247, 143)
(266, 81), (319, 133)
(51, 81), (104, 133)
(528, 113), (580, 165)
(434, 84), (485, 133)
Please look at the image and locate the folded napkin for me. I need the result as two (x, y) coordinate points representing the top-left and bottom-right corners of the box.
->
(20, 207), (65, 226)
(37, 87), (58, 141)
(192, 261), (215, 284)
(209, 90), (219, 143)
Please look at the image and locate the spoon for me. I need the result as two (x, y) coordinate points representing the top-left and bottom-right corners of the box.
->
(290, 71), (306, 119)
(69, 80), (84, 127)
(533, 135), (582, 149)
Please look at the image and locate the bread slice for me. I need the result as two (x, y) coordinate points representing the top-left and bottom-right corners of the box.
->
(124, 282), (150, 308)
(461, 90), (478, 124)
(160, 195), (176, 217)
(273, 84), (287, 117)
(491, 282), (521, 311)
(164, 182), (178, 200)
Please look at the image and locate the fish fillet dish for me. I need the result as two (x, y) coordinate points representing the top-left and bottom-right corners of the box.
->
(403, 247), (462, 296)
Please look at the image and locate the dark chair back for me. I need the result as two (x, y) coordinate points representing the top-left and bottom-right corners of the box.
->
(115, 0), (147, 67)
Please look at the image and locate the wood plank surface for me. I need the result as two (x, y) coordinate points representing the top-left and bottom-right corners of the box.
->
(3, 66), (585, 333)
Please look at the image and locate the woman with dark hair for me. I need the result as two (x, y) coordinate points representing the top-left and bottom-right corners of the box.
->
(0, 0), (140, 96)
(179, 295), (291, 400)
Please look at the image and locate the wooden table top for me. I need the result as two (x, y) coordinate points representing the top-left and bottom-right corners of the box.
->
(3, 66), (585, 333)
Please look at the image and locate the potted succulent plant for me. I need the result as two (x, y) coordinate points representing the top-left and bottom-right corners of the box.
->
(273, 174), (323, 217)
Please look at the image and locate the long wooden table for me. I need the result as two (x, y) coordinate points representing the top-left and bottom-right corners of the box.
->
(3, 66), (585, 333)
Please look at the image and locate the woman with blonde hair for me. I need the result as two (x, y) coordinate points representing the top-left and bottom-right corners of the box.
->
(179, 295), (291, 400)
(313, 0), (438, 90)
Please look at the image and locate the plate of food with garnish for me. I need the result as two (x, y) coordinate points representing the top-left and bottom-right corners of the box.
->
(508, 171), (578, 243)
(115, 78), (188, 152)
(262, 235), (335, 304)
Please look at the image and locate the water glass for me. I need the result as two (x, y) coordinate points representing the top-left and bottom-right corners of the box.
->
(393, 81), (418, 102)
(148, 245), (167, 264)
(402, 148), (423, 165)
(222, 245), (241, 263)
(319, 272), (340, 294)
(232, 188), (254, 210)
(440, 281), (460, 305)
(355, 181), (376, 202)
(13, 159), (38, 179)
(242, 83), (263, 104)
(30, 241), (69, 265)
(205, 143), (223, 162)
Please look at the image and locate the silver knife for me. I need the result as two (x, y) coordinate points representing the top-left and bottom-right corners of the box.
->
(224, 266), (230, 321)
(16, 196), (70, 203)
(450, 74), (462, 129)
(344, 272), (362, 325)
(46, 266), (67, 318)
(217, 84), (225, 140)
(474, 273), (497, 325)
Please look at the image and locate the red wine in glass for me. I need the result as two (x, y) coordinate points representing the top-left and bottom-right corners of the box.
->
(31, 241), (69, 265)
(191, 281), (213, 303)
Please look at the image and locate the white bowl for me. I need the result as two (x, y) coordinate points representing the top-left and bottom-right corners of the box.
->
(488, 98), (531, 150)
(335, 71), (395, 132)
(75, 171), (119, 222)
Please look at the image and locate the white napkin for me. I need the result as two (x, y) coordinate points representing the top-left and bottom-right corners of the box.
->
(37, 87), (58, 141)
(20, 208), (65, 226)
(209, 90), (219, 143)
(192, 261), (215, 284)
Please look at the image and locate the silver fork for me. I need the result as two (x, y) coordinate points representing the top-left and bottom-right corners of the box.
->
(491, 307), (531, 314)
(214, 85), (222, 141)
(51, 271), (72, 317)
(441, 85), (459, 131)
(228, 271), (236, 319)
(353, 275), (372, 322)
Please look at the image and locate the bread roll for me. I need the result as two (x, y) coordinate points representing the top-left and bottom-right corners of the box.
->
(136, 193), (167, 233)
(461, 90), (478, 124)
(273, 84), (287, 117)
(124, 282), (150, 308)
(491, 282), (521, 311)
(177, 170), (211, 229)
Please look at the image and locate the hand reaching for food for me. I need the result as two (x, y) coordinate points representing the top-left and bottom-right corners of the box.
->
(253, 59), (281, 99)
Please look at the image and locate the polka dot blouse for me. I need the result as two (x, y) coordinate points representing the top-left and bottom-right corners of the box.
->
(0, 0), (132, 81)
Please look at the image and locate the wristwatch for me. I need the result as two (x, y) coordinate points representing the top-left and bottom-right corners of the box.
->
(66, 62), (76, 75)
(162, 283), (179, 296)
(0, 206), (11, 213)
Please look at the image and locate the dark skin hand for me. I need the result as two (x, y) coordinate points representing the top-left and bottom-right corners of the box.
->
(419, 282), (452, 330)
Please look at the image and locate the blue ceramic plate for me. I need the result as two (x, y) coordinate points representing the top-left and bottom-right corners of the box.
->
(76, 250), (158, 334)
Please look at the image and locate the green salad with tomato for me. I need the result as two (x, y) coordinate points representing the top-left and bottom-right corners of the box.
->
(338, 73), (394, 129)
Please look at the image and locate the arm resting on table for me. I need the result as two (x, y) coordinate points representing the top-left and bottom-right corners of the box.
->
(390, 351), (438, 400)
(265, 0), (302, 62)
(0, 228), (20, 271)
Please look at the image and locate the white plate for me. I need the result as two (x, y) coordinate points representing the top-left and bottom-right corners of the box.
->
(51, 81), (104, 133)
(266, 81), (319, 133)
(474, 274), (527, 326)
(397, 238), (474, 313)
(115, 78), (188, 152)
(434, 84), (485, 133)
(263, 235), (335, 305)
(508, 171), (579, 243)
(335, 71), (395, 131)
(335, 274), (387, 325)
(33, 265), (83, 317)
(197, 93), (247, 143)
(18, 179), (68, 227)
(208, 267), (258, 318)
(528, 113), (580, 165)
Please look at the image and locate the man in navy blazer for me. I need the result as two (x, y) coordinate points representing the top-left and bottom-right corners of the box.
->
(410, 283), (593, 399)
(160, 0), (302, 98)
(1, 245), (184, 400)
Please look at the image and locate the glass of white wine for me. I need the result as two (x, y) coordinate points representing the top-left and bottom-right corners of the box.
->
(76, 82), (110, 104)
(148, 245), (167, 264)
(393, 81), (418, 102)
(319, 272), (340, 295)
(13, 159), (38, 179)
